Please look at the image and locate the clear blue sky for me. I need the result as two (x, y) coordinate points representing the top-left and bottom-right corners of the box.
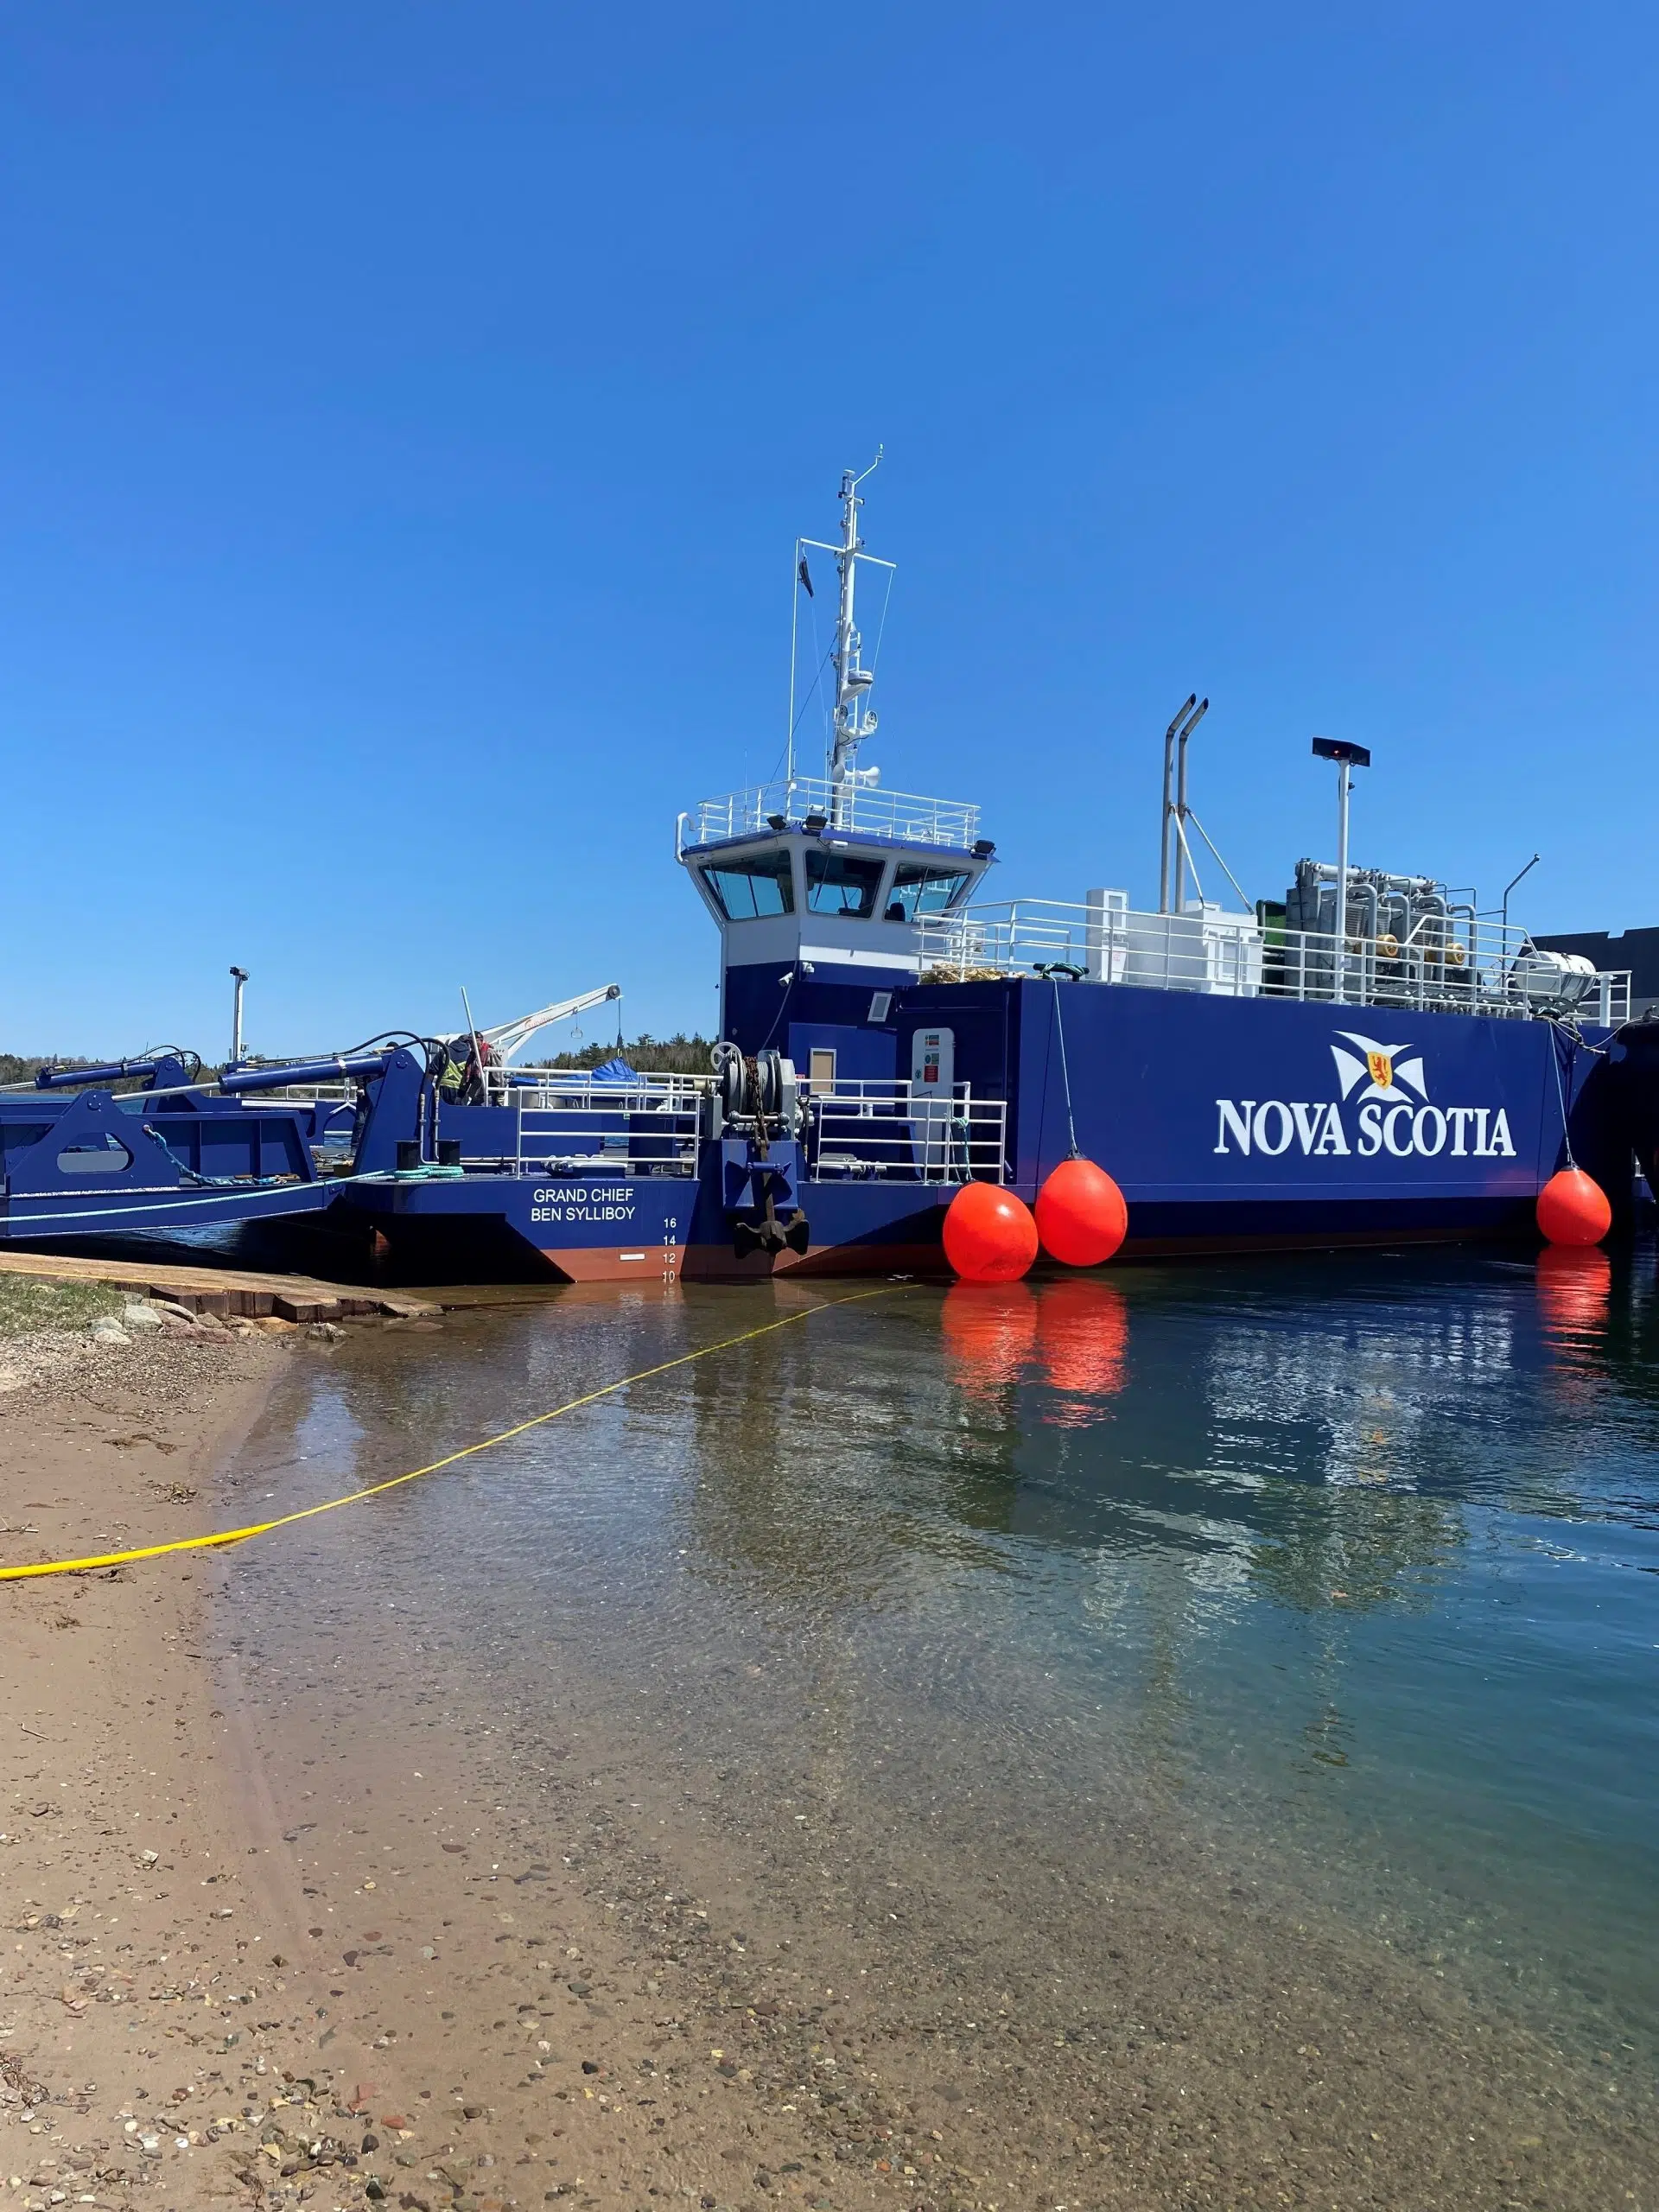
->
(3, 5), (1655, 1059)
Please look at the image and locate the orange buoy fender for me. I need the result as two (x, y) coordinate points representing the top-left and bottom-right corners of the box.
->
(943, 1182), (1039, 1283)
(1536, 1167), (1612, 1247)
(1035, 1157), (1128, 1268)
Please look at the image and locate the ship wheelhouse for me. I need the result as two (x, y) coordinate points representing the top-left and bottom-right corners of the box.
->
(678, 782), (993, 1081)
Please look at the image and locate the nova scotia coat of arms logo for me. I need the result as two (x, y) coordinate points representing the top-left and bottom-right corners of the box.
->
(1331, 1033), (1429, 1106)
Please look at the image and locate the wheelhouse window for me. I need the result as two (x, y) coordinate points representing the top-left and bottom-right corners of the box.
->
(701, 850), (795, 918)
(886, 863), (970, 921)
(805, 850), (885, 917)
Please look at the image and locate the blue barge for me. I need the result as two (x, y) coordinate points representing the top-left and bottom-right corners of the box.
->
(3, 467), (1653, 1277)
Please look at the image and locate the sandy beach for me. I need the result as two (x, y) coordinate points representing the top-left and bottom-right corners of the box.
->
(3, 1298), (1656, 2212)
(0, 1311), (388, 2211)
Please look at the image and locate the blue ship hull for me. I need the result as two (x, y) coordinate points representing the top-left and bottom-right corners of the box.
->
(329, 1157), (953, 1281)
(325, 978), (1631, 1278)
(933, 976), (1616, 1255)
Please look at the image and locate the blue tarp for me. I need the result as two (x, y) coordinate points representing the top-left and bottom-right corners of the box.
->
(588, 1057), (639, 1084)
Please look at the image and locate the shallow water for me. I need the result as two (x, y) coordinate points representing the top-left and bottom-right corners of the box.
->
(216, 1248), (1659, 2183)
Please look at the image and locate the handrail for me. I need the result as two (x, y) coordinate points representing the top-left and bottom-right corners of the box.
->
(684, 777), (981, 852)
(807, 1077), (1007, 1185)
(512, 1090), (702, 1179)
(506, 1068), (713, 1109)
(918, 899), (1631, 1022)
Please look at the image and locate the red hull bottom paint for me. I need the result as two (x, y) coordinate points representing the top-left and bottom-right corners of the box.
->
(679, 1239), (945, 1282)
(538, 1241), (945, 1284)
(534, 1244), (682, 1285)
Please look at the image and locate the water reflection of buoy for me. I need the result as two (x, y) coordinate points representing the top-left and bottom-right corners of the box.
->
(1536, 1243), (1612, 1338)
(1034, 1158), (1128, 1267)
(1033, 1278), (1128, 1422)
(1536, 1166), (1612, 1246)
(943, 1182), (1039, 1282)
(941, 1282), (1039, 1396)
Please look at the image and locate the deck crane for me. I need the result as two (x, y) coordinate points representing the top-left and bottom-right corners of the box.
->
(455, 982), (623, 1101)
(480, 982), (622, 1065)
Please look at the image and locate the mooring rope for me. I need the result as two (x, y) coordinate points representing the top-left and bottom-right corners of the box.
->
(0, 1285), (903, 1583)
(1052, 978), (1079, 1160)
(1548, 1023), (1578, 1170)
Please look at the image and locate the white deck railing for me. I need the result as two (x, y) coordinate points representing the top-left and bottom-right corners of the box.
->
(808, 1079), (1007, 1184)
(682, 777), (980, 853)
(508, 1069), (704, 1176)
(919, 899), (1632, 1024)
(505, 1067), (710, 1110)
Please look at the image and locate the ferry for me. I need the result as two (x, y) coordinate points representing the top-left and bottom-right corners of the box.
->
(327, 464), (1650, 1275)
(4, 467), (1654, 1277)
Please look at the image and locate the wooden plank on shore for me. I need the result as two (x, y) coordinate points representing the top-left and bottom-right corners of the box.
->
(0, 1248), (439, 1319)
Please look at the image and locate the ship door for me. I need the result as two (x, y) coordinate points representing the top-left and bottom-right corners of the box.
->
(910, 1027), (956, 1178)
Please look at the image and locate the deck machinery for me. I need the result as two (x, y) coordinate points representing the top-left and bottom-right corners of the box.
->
(0, 1047), (420, 1242)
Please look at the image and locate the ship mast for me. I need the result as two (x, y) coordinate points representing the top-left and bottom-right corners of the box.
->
(830, 461), (879, 794)
(791, 455), (893, 818)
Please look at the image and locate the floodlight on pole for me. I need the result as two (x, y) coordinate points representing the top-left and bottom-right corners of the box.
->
(229, 967), (250, 1067)
(1500, 853), (1541, 947)
(1311, 739), (1370, 1005)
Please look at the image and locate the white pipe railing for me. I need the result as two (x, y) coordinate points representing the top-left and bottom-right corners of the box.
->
(684, 777), (980, 852)
(919, 899), (1631, 1023)
(506, 1067), (712, 1110)
(808, 1078), (1007, 1185)
(510, 1071), (703, 1176)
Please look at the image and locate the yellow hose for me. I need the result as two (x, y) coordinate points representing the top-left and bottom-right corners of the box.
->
(1, 1286), (900, 1583)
